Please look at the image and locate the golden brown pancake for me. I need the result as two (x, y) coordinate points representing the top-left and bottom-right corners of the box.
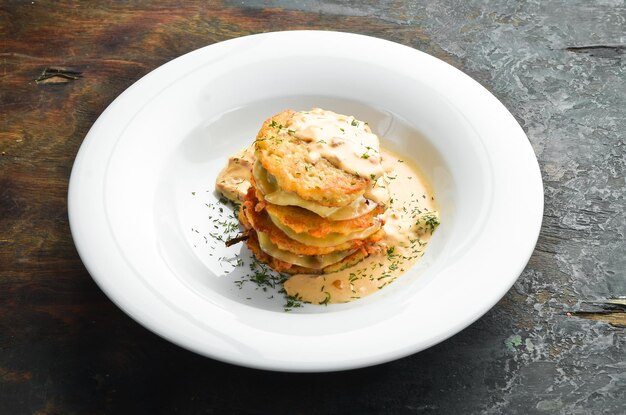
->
(245, 229), (381, 275)
(241, 188), (385, 256)
(254, 110), (370, 207)
(231, 109), (391, 276)
(264, 202), (383, 238)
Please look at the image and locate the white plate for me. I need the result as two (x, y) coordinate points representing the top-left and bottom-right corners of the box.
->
(68, 31), (543, 372)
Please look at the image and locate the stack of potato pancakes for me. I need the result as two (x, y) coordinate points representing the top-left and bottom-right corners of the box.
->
(239, 108), (389, 274)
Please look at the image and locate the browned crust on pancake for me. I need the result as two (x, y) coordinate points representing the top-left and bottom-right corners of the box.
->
(245, 230), (380, 275)
(245, 230), (317, 274)
(264, 202), (384, 238)
(241, 188), (385, 256)
(254, 110), (369, 207)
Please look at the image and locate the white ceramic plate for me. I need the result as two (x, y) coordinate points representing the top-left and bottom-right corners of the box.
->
(68, 31), (543, 372)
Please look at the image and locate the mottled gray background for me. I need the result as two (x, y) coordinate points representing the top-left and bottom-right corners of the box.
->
(235, 0), (626, 413)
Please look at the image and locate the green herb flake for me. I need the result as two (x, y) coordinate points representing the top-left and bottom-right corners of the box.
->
(319, 292), (331, 306)
(284, 293), (304, 311)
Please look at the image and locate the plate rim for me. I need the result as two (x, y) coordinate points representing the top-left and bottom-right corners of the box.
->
(68, 30), (544, 372)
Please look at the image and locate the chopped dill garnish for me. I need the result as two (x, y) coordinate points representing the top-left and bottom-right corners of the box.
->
(422, 213), (440, 234)
(284, 293), (304, 311)
(319, 292), (331, 306)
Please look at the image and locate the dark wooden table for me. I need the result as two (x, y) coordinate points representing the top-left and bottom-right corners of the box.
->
(2, 1), (625, 414)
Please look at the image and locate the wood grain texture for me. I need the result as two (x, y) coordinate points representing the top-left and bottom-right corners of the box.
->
(1, 1), (624, 414)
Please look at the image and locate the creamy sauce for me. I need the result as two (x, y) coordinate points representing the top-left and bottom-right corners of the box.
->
(215, 145), (255, 202)
(289, 108), (387, 202)
(283, 150), (439, 304)
(366, 176), (391, 206)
